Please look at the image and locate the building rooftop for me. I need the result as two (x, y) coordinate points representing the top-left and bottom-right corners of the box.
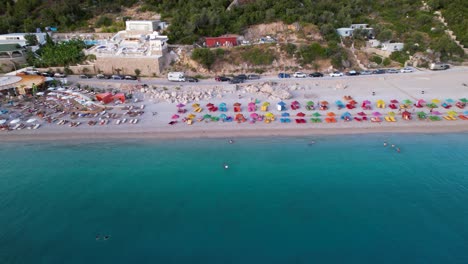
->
(0, 44), (22, 52)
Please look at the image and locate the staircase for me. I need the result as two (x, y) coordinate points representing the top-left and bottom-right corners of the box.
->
(434, 11), (468, 55)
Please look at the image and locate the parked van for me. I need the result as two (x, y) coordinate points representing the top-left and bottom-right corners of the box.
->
(167, 72), (186, 82)
(430, 63), (449, 70)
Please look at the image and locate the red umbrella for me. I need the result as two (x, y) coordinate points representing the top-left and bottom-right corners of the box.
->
(390, 99), (399, 104)
(206, 103), (214, 107)
(357, 112), (366, 116)
(296, 112), (306, 117)
(171, 114), (180, 119)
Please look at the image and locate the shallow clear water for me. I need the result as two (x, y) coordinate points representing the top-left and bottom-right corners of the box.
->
(1, 134), (468, 263)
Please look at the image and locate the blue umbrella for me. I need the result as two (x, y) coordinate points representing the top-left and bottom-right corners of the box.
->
(464, 110), (468, 115)
(446, 99), (455, 103)
(219, 113), (227, 120)
(277, 101), (286, 106)
(281, 112), (290, 117)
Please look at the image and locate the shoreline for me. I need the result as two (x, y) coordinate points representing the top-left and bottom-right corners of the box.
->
(1, 123), (467, 142)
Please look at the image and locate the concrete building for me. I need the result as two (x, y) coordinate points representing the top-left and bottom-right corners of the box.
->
(86, 20), (169, 76)
(381, 42), (404, 52)
(0, 44), (26, 73)
(0, 33), (47, 47)
(337, 28), (354, 37)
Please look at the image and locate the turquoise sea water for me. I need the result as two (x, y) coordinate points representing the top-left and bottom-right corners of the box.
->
(1, 134), (468, 264)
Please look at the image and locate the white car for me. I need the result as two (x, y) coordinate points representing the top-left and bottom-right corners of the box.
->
(329, 71), (344, 77)
(400, 67), (413, 73)
(293, 72), (307, 78)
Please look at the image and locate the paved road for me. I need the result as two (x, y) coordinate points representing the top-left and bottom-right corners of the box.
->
(60, 67), (468, 88)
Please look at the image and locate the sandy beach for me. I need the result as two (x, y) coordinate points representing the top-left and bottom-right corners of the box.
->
(1, 68), (467, 141)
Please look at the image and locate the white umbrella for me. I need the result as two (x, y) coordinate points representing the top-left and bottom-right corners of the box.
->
(27, 118), (37, 123)
(0, 119), (6, 124)
(36, 92), (44, 96)
(10, 119), (20, 124)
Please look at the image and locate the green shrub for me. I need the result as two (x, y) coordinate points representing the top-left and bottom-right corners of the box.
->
(370, 55), (383, 65)
(240, 47), (275, 66)
(383, 58), (391, 66)
(192, 48), (216, 69)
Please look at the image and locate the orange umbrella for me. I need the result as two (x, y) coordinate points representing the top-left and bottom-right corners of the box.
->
(321, 101), (329, 105)
(327, 112), (336, 117)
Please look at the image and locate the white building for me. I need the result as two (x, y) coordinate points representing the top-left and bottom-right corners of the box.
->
(337, 28), (354, 37)
(0, 33), (47, 47)
(381, 42), (404, 52)
(125, 20), (168, 33)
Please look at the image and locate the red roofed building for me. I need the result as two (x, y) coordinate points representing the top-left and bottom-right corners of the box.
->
(204, 34), (239, 48)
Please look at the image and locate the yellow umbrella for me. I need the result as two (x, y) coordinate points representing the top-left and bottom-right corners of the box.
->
(265, 112), (274, 118)
(187, 114), (196, 119)
(431, 99), (441, 104)
(388, 111), (396, 117)
(447, 110), (457, 116)
(262, 102), (270, 106)
(192, 103), (200, 108)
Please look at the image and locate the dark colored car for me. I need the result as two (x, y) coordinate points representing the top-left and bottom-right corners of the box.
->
(247, 74), (260, 80)
(124, 75), (137, 80)
(186, 77), (199, 82)
(40, 72), (54, 77)
(229, 78), (244, 84)
(372, 69), (386, 74)
(360, 70), (373, 75)
(235, 74), (248, 80)
(309, 72), (324, 77)
(215, 76), (231, 82)
(79, 74), (92, 79)
(346, 70), (360, 76)
(278, 73), (291, 78)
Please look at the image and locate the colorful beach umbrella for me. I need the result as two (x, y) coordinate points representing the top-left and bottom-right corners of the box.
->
(403, 99), (412, 105)
(388, 111), (396, 117)
(176, 103), (185, 108)
(307, 101), (314, 106)
(447, 110), (457, 116)
(206, 103), (214, 107)
(250, 113), (259, 118)
(446, 99), (455, 103)
(265, 112), (275, 118)
(460, 98), (468, 103)
(390, 99), (399, 104)
(312, 112), (321, 117)
(262, 102), (270, 106)
(432, 111), (442, 115)
(431, 99), (441, 104)
(277, 101), (286, 106)
(192, 103), (200, 108)
(464, 110), (468, 115)
(203, 114), (212, 119)
(426, 103), (438, 109)
(296, 112), (306, 117)
(372, 111), (382, 116)
(219, 114), (227, 120)
(281, 112), (290, 117)
(357, 112), (366, 116)
(234, 102), (241, 106)
(171, 114), (179, 119)
(321, 101), (329, 105)
(327, 112), (335, 117)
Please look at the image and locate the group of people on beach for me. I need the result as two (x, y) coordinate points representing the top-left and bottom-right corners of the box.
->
(384, 141), (400, 153)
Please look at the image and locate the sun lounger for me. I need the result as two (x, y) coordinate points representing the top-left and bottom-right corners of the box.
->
(390, 117), (396, 122)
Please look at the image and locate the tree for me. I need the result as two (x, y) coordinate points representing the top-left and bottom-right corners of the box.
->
(191, 48), (216, 69)
(24, 34), (38, 46)
(134, 68), (141, 77)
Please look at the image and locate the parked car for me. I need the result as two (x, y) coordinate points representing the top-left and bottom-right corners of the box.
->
(215, 76), (231, 82)
(360, 70), (373, 75)
(229, 78), (244, 84)
(372, 69), (386, 74)
(309, 72), (323, 77)
(278, 73), (291, 78)
(186, 77), (199, 82)
(235, 74), (248, 80)
(79, 74), (92, 79)
(400, 67), (413, 73)
(96, 74), (111, 79)
(329, 71), (344, 77)
(386, 69), (399, 74)
(346, 70), (360, 76)
(40, 72), (54, 77)
(293, 72), (307, 78)
(54, 73), (67, 78)
(247, 74), (260, 80)
(124, 75), (137, 80)
(111, 75), (123, 80)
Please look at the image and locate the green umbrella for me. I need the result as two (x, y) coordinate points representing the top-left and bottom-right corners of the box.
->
(426, 103), (438, 108)
(307, 101), (314, 106)
(203, 114), (212, 119)
(460, 98), (468, 103)
(313, 112), (321, 117)
(403, 99), (412, 105)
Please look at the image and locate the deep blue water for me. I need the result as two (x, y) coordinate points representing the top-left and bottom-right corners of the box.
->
(1, 134), (468, 264)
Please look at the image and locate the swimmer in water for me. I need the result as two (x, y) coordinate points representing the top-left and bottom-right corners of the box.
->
(223, 164), (229, 169)
(104, 235), (110, 240)
(383, 141), (387, 146)
(229, 139), (234, 144)
(391, 144), (395, 148)
(308, 140), (315, 145)
(396, 148), (400, 153)
(96, 235), (100, 240)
